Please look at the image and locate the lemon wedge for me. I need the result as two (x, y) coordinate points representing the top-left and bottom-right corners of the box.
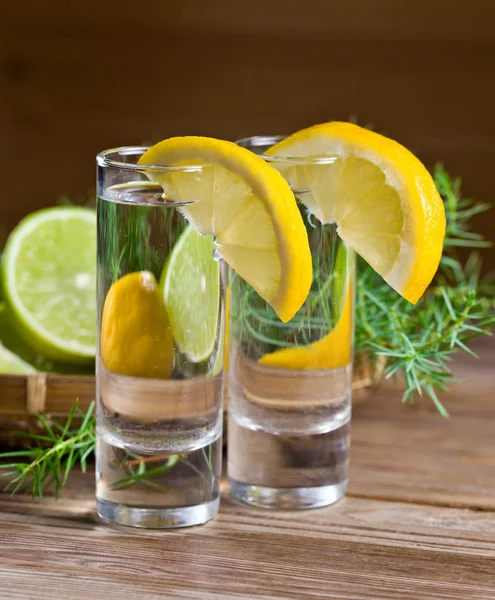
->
(101, 271), (174, 378)
(268, 122), (445, 304)
(138, 137), (312, 322)
(259, 263), (354, 370)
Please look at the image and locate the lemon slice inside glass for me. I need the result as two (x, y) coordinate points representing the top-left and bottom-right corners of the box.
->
(101, 271), (174, 378)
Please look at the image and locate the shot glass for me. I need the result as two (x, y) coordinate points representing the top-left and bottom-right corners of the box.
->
(96, 147), (224, 528)
(228, 136), (355, 509)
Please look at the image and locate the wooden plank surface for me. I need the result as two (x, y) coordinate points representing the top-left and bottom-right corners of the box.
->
(1, 492), (495, 600)
(349, 340), (495, 510)
(1, 0), (494, 267)
(0, 340), (494, 599)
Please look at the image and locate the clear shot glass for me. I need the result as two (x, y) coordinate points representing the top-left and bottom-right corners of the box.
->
(96, 147), (224, 528)
(228, 136), (355, 509)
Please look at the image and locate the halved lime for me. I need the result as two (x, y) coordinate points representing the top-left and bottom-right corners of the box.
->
(1, 207), (96, 364)
(0, 342), (36, 374)
(161, 226), (220, 363)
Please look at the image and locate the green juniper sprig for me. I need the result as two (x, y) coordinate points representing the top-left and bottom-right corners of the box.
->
(355, 266), (494, 416)
(100, 188), (187, 286)
(435, 164), (492, 252)
(108, 453), (179, 492)
(355, 164), (494, 415)
(0, 400), (216, 499)
(85, 444), (214, 493)
(0, 400), (95, 499)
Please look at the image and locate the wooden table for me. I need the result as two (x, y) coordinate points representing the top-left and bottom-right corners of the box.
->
(1, 341), (494, 599)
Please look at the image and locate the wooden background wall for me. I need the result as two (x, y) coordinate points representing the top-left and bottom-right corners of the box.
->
(1, 1), (495, 265)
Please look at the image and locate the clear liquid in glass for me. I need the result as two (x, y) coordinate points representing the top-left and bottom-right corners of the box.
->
(227, 220), (353, 508)
(96, 182), (223, 526)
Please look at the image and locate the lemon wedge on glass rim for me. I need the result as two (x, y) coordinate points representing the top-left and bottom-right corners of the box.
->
(138, 137), (312, 323)
(267, 122), (446, 304)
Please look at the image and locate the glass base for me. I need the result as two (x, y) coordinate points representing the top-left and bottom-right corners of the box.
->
(229, 479), (347, 510)
(96, 497), (220, 529)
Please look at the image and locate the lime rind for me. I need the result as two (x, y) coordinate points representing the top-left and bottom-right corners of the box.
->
(0, 342), (37, 375)
(0, 301), (94, 374)
(210, 307), (226, 376)
(1, 207), (96, 364)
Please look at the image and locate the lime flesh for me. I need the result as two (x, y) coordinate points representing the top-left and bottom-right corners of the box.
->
(161, 226), (220, 363)
(1, 207), (96, 364)
(0, 301), (94, 374)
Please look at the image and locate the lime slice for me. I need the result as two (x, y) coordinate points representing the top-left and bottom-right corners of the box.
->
(1, 207), (96, 364)
(0, 342), (36, 374)
(161, 226), (220, 363)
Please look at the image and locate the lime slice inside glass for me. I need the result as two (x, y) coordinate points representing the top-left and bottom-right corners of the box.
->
(161, 226), (220, 363)
(1, 207), (96, 364)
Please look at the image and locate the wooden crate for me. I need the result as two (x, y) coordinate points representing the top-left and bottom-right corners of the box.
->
(0, 357), (385, 446)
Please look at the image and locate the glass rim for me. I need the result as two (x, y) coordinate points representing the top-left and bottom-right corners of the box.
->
(236, 135), (338, 165)
(96, 146), (204, 172)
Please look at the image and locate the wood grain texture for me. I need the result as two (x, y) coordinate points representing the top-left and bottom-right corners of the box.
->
(349, 341), (495, 510)
(1, 492), (495, 599)
(1, 0), (494, 265)
(0, 374), (94, 415)
(1, 479), (495, 600)
(0, 340), (494, 599)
